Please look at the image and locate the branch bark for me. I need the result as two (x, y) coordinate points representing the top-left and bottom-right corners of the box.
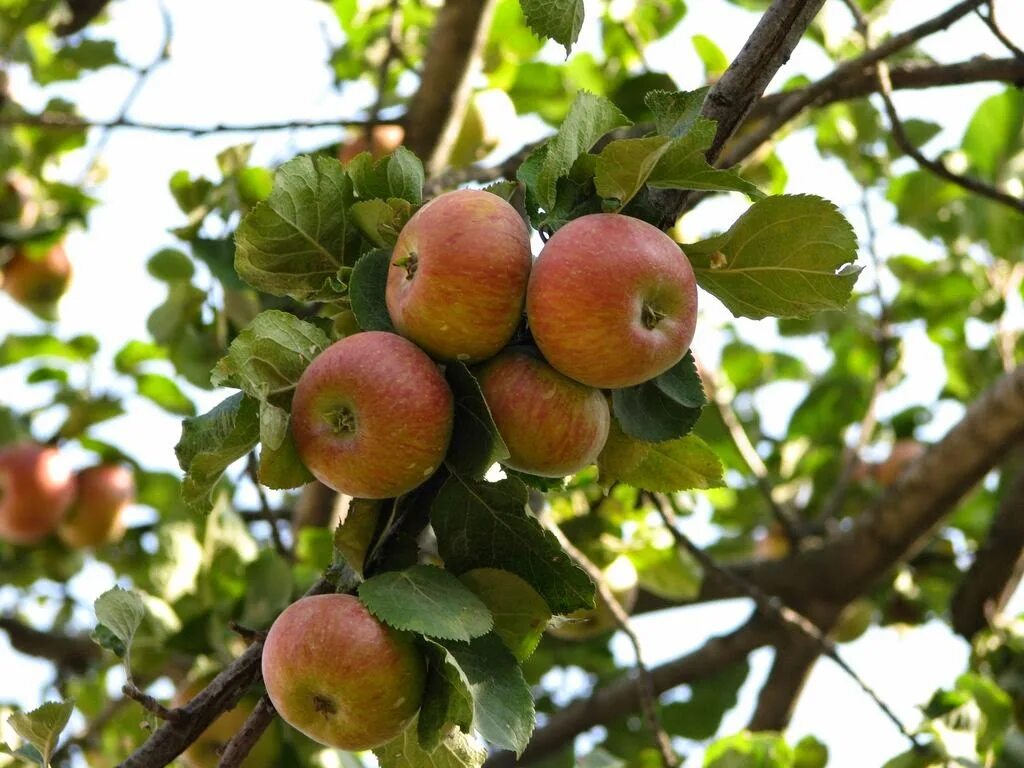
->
(747, 638), (819, 731)
(0, 617), (101, 673)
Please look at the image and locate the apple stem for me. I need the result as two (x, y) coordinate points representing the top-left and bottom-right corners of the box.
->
(641, 303), (666, 330)
(392, 252), (419, 280)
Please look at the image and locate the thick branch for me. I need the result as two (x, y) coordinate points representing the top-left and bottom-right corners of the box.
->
(217, 695), (277, 768)
(951, 444), (1024, 638)
(747, 639), (819, 731)
(0, 617), (101, 673)
(402, 0), (498, 175)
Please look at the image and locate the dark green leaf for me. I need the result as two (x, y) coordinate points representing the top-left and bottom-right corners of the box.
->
(349, 249), (395, 332)
(445, 362), (510, 480)
(612, 352), (706, 443)
(647, 118), (763, 199)
(418, 641), (474, 751)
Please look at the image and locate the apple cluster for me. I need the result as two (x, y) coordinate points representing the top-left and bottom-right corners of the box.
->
(0, 442), (134, 549)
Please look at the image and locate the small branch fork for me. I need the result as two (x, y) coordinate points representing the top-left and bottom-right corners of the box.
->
(546, 521), (679, 768)
(651, 495), (922, 750)
(975, 0), (1024, 61)
(122, 683), (183, 723)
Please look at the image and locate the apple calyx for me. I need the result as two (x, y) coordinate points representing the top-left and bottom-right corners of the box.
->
(393, 252), (418, 280)
(641, 302), (667, 330)
(313, 694), (338, 716)
(327, 407), (357, 436)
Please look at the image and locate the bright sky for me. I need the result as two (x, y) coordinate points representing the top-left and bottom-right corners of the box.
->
(1, 0), (1022, 765)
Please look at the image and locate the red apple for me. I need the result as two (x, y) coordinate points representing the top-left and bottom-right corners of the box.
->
(291, 332), (453, 499)
(59, 464), (134, 549)
(476, 349), (609, 477)
(527, 214), (698, 389)
(1, 242), (72, 320)
(0, 443), (75, 546)
(386, 189), (532, 362)
(262, 593), (426, 750)
(338, 124), (405, 164)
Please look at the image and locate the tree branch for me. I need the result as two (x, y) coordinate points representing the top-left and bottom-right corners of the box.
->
(747, 637), (819, 731)
(0, 616), (101, 673)
(0, 113), (384, 135)
(975, 1), (1024, 60)
(246, 452), (293, 562)
(122, 683), (183, 723)
(216, 695), (277, 768)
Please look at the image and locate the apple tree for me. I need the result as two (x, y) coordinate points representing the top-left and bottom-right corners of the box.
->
(1, 0), (1023, 767)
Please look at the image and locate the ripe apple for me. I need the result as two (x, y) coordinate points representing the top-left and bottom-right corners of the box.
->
(59, 464), (134, 549)
(386, 189), (532, 362)
(548, 555), (639, 641)
(527, 214), (698, 389)
(262, 593), (426, 750)
(338, 124), (405, 164)
(291, 332), (453, 499)
(1, 242), (72, 320)
(0, 443), (75, 546)
(172, 678), (281, 768)
(476, 349), (609, 477)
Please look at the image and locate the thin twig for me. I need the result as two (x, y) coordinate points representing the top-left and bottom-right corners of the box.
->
(217, 695), (277, 768)
(975, 1), (1024, 60)
(246, 452), (294, 562)
(228, 621), (268, 644)
(546, 520), (679, 768)
(0, 112), (388, 134)
(122, 683), (183, 722)
(365, 0), (404, 142)
(652, 495), (922, 749)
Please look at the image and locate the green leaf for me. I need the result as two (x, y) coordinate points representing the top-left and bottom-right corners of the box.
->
(259, 426), (314, 490)
(647, 118), (763, 199)
(0, 334), (98, 366)
(375, 718), (486, 768)
(445, 362), (510, 480)
(599, 420), (723, 492)
(793, 735), (829, 768)
(662, 661), (749, 740)
(431, 476), (594, 614)
(358, 565), (494, 642)
(56, 393), (124, 440)
(645, 88), (709, 138)
(134, 373), (196, 416)
(386, 147), (425, 204)
(240, 550), (294, 628)
(520, 0), (585, 56)
(350, 198), (413, 247)
(628, 527), (703, 601)
(113, 340), (167, 373)
(692, 35), (728, 79)
(146, 248), (194, 282)
(443, 634), (535, 755)
(595, 136), (672, 210)
(534, 92), (630, 210)
(418, 641), (475, 751)
(611, 352), (706, 443)
(92, 587), (145, 666)
(459, 568), (551, 661)
(349, 249), (395, 332)
(961, 88), (1023, 181)
(174, 393), (260, 514)
(684, 194), (860, 319)
(704, 731), (792, 767)
(334, 498), (383, 576)
(234, 155), (353, 301)
(7, 701), (74, 767)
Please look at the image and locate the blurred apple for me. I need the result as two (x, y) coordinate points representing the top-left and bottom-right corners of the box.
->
(338, 124), (405, 163)
(59, 464), (135, 549)
(1, 241), (72, 320)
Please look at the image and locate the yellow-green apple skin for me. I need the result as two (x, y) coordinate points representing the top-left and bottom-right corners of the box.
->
(59, 464), (134, 549)
(2, 243), (72, 320)
(0, 443), (75, 545)
(172, 680), (280, 768)
(262, 593), (427, 750)
(386, 189), (532, 362)
(476, 349), (610, 477)
(527, 214), (698, 389)
(291, 332), (453, 499)
(548, 555), (639, 641)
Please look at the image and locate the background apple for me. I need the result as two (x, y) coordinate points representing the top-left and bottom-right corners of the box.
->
(0, 443), (75, 546)
(262, 593), (426, 750)
(291, 331), (453, 499)
(386, 189), (532, 362)
(338, 124), (405, 164)
(527, 214), (698, 389)
(476, 349), (610, 477)
(1, 242), (72, 320)
(59, 464), (135, 549)
(172, 677), (281, 768)
(548, 555), (639, 641)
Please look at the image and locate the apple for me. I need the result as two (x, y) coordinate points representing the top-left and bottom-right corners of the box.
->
(527, 214), (698, 389)
(0, 443), (75, 546)
(386, 189), (532, 362)
(338, 124), (405, 164)
(1, 242), (72, 320)
(173, 678), (281, 768)
(833, 598), (875, 644)
(476, 349), (609, 477)
(548, 555), (639, 641)
(291, 331), (453, 499)
(59, 464), (134, 549)
(262, 593), (426, 750)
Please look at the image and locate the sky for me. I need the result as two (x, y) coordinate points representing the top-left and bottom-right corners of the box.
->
(1, 0), (1022, 765)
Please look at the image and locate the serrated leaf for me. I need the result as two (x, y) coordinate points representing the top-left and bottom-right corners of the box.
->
(174, 393), (260, 514)
(359, 565), (493, 641)
(644, 88), (709, 137)
(93, 587), (145, 668)
(445, 363), (510, 480)
(684, 195), (860, 319)
(595, 136), (672, 210)
(418, 641), (475, 751)
(350, 199), (412, 247)
(7, 701), (73, 767)
(443, 634), (535, 756)
(349, 249), (395, 332)
(431, 476), (594, 614)
(599, 420), (723, 492)
(520, 0), (585, 56)
(234, 155), (353, 301)
(612, 352), (706, 443)
(647, 118), (764, 199)
(386, 147), (425, 204)
(535, 92), (631, 210)
(334, 498), (384, 576)
(459, 568), (551, 661)
(375, 718), (486, 768)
